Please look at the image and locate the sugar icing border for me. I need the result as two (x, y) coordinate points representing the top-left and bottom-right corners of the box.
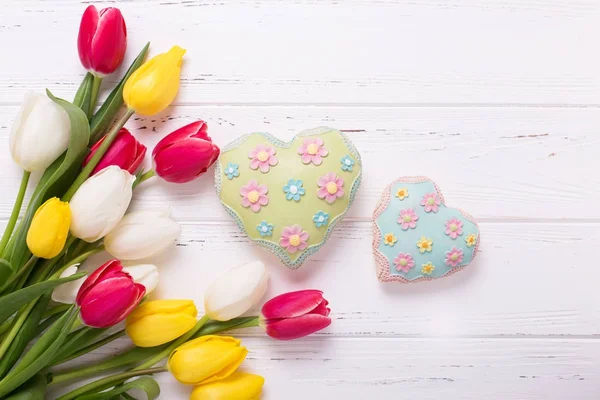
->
(215, 127), (363, 270)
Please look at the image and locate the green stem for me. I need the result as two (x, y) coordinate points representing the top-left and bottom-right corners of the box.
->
(0, 255), (37, 295)
(63, 108), (135, 202)
(51, 329), (126, 367)
(133, 315), (210, 371)
(56, 367), (167, 400)
(132, 170), (156, 189)
(0, 171), (30, 257)
(0, 300), (37, 360)
(88, 75), (103, 118)
(49, 246), (104, 280)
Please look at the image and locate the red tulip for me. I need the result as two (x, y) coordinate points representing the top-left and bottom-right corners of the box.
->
(152, 121), (220, 183)
(77, 5), (127, 76)
(84, 128), (146, 176)
(76, 259), (145, 328)
(260, 290), (331, 340)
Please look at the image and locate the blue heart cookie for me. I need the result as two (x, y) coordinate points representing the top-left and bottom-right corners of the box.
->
(373, 177), (480, 283)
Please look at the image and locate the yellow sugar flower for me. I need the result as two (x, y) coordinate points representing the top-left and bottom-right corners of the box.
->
(416, 236), (433, 253)
(466, 233), (477, 247)
(383, 233), (397, 246)
(395, 187), (409, 200)
(421, 262), (435, 275)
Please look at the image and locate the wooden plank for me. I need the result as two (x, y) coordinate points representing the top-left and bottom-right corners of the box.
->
(50, 338), (600, 400)
(2, 106), (597, 219)
(0, 1), (598, 105)
(93, 220), (599, 337)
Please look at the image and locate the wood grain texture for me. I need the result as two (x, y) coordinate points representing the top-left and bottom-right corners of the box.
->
(0, 1), (598, 105)
(1, 0), (599, 399)
(1, 106), (598, 220)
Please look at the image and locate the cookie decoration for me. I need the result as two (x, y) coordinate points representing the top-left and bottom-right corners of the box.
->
(216, 127), (362, 269)
(373, 177), (480, 282)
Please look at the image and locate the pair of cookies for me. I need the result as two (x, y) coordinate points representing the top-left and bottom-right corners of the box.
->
(215, 127), (480, 282)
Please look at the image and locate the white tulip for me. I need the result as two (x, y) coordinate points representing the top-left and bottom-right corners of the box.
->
(104, 210), (181, 261)
(204, 261), (269, 321)
(52, 263), (159, 304)
(51, 265), (85, 304)
(123, 264), (159, 294)
(69, 166), (135, 243)
(10, 92), (71, 172)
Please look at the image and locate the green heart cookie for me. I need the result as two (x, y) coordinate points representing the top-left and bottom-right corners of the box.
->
(216, 127), (362, 269)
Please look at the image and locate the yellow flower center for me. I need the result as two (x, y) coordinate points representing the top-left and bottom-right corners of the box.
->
(257, 151), (269, 162)
(399, 259), (407, 266)
(427, 197), (435, 205)
(326, 182), (338, 195)
(451, 254), (459, 261)
(403, 215), (412, 223)
(450, 224), (458, 231)
(289, 235), (301, 247)
(307, 143), (319, 155)
(247, 190), (259, 204)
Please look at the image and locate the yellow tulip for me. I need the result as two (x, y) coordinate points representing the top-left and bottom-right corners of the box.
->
(26, 197), (71, 259)
(126, 300), (197, 347)
(123, 46), (186, 116)
(191, 372), (265, 400)
(168, 335), (248, 385)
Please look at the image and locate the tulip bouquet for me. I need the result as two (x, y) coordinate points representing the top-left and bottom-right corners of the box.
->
(0, 5), (331, 400)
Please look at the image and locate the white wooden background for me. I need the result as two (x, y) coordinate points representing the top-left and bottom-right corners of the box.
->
(1, 0), (600, 399)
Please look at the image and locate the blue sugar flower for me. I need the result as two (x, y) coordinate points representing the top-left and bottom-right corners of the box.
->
(224, 163), (240, 180)
(256, 220), (274, 237)
(340, 155), (355, 172)
(313, 211), (329, 228)
(283, 179), (306, 201)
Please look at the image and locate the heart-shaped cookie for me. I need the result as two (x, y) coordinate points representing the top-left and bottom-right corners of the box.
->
(216, 127), (362, 270)
(373, 177), (480, 282)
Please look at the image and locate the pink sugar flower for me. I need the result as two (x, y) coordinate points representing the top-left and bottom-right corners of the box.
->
(279, 225), (309, 254)
(445, 247), (464, 267)
(445, 217), (463, 239)
(240, 179), (269, 212)
(393, 253), (415, 273)
(298, 137), (329, 166)
(420, 192), (440, 213)
(397, 209), (419, 230)
(248, 143), (278, 173)
(317, 172), (344, 204)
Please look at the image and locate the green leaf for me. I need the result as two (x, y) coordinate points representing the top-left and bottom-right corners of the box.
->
(0, 308), (77, 398)
(73, 72), (94, 113)
(9, 92), (90, 269)
(51, 327), (108, 365)
(0, 259), (14, 287)
(3, 374), (47, 400)
(0, 273), (85, 323)
(90, 42), (150, 144)
(78, 377), (160, 400)
(0, 295), (50, 379)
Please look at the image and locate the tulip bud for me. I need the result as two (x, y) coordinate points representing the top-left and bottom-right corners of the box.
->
(76, 259), (145, 328)
(168, 336), (247, 385)
(104, 210), (181, 261)
(122, 264), (159, 294)
(52, 263), (158, 305)
(204, 261), (268, 321)
(152, 121), (220, 183)
(191, 372), (264, 400)
(84, 128), (146, 176)
(51, 265), (85, 304)
(123, 46), (186, 116)
(126, 300), (197, 347)
(69, 166), (134, 243)
(10, 92), (70, 172)
(26, 198), (71, 259)
(260, 290), (331, 340)
(77, 5), (127, 76)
